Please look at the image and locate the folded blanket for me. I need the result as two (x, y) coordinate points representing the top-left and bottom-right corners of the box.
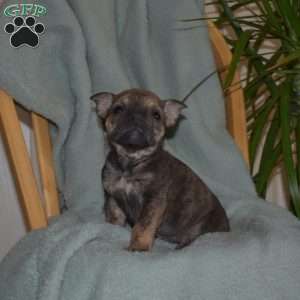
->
(1, 0), (300, 299)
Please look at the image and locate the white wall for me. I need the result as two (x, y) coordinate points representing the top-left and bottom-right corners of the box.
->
(0, 109), (28, 261)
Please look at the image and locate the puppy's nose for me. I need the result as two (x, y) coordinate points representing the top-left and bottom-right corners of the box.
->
(118, 128), (148, 148)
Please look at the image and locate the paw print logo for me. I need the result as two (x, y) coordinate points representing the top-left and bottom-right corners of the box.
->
(4, 16), (45, 48)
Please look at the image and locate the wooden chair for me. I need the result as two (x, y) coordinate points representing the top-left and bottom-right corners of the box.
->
(0, 22), (248, 232)
(0, 93), (59, 230)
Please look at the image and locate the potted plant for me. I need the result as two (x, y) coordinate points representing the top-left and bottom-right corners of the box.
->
(189, 0), (300, 218)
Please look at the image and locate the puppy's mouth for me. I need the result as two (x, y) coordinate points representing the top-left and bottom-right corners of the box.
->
(113, 128), (150, 151)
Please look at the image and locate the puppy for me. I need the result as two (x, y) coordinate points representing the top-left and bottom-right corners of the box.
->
(91, 88), (230, 251)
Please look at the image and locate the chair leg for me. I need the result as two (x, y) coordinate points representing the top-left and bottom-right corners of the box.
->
(31, 112), (60, 219)
(0, 89), (47, 230)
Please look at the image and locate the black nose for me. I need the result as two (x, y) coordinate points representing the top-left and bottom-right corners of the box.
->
(116, 128), (148, 149)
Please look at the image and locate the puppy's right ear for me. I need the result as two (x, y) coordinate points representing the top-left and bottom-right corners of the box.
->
(90, 92), (114, 119)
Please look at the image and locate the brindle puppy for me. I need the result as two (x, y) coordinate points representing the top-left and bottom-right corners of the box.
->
(91, 89), (230, 251)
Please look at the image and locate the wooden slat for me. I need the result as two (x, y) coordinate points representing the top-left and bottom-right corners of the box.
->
(208, 21), (250, 166)
(31, 112), (60, 219)
(0, 89), (48, 230)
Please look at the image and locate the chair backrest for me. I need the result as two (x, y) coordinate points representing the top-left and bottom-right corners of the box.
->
(0, 21), (248, 231)
(0, 90), (59, 230)
(207, 21), (249, 165)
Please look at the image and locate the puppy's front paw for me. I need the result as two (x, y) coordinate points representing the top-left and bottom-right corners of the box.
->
(104, 198), (127, 226)
(127, 239), (152, 252)
(127, 227), (153, 252)
(106, 214), (126, 226)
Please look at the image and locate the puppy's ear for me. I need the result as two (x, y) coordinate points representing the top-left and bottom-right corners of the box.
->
(90, 92), (114, 119)
(163, 100), (187, 128)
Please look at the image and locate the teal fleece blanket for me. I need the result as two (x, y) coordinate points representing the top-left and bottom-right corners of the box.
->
(1, 1), (300, 299)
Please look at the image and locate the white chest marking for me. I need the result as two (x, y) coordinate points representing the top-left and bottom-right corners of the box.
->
(104, 167), (153, 198)
(114, 176), (135, 196)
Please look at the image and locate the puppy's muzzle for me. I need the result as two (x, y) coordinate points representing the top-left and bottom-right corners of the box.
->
(116, 128), (149, 149)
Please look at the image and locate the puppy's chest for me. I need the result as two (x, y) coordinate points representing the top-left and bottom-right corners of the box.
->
(103, 164), (152, 198)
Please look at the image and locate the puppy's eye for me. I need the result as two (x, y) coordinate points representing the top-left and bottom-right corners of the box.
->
(112, 105), (124, 115)
(152, 111), (161, 121)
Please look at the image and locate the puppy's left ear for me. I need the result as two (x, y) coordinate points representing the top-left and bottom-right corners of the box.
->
(90, 92), (114, 119)
(163, 100), (187, 128)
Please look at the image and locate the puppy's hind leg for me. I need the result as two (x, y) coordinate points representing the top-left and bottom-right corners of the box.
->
(175, 214), (212, 250)
(175, 225), (202, 250)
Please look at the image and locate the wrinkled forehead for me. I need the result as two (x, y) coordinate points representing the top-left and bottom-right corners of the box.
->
(115, 90), (162, 109)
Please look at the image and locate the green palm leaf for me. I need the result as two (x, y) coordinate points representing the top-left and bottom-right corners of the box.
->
(199, 0), (300, 218)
